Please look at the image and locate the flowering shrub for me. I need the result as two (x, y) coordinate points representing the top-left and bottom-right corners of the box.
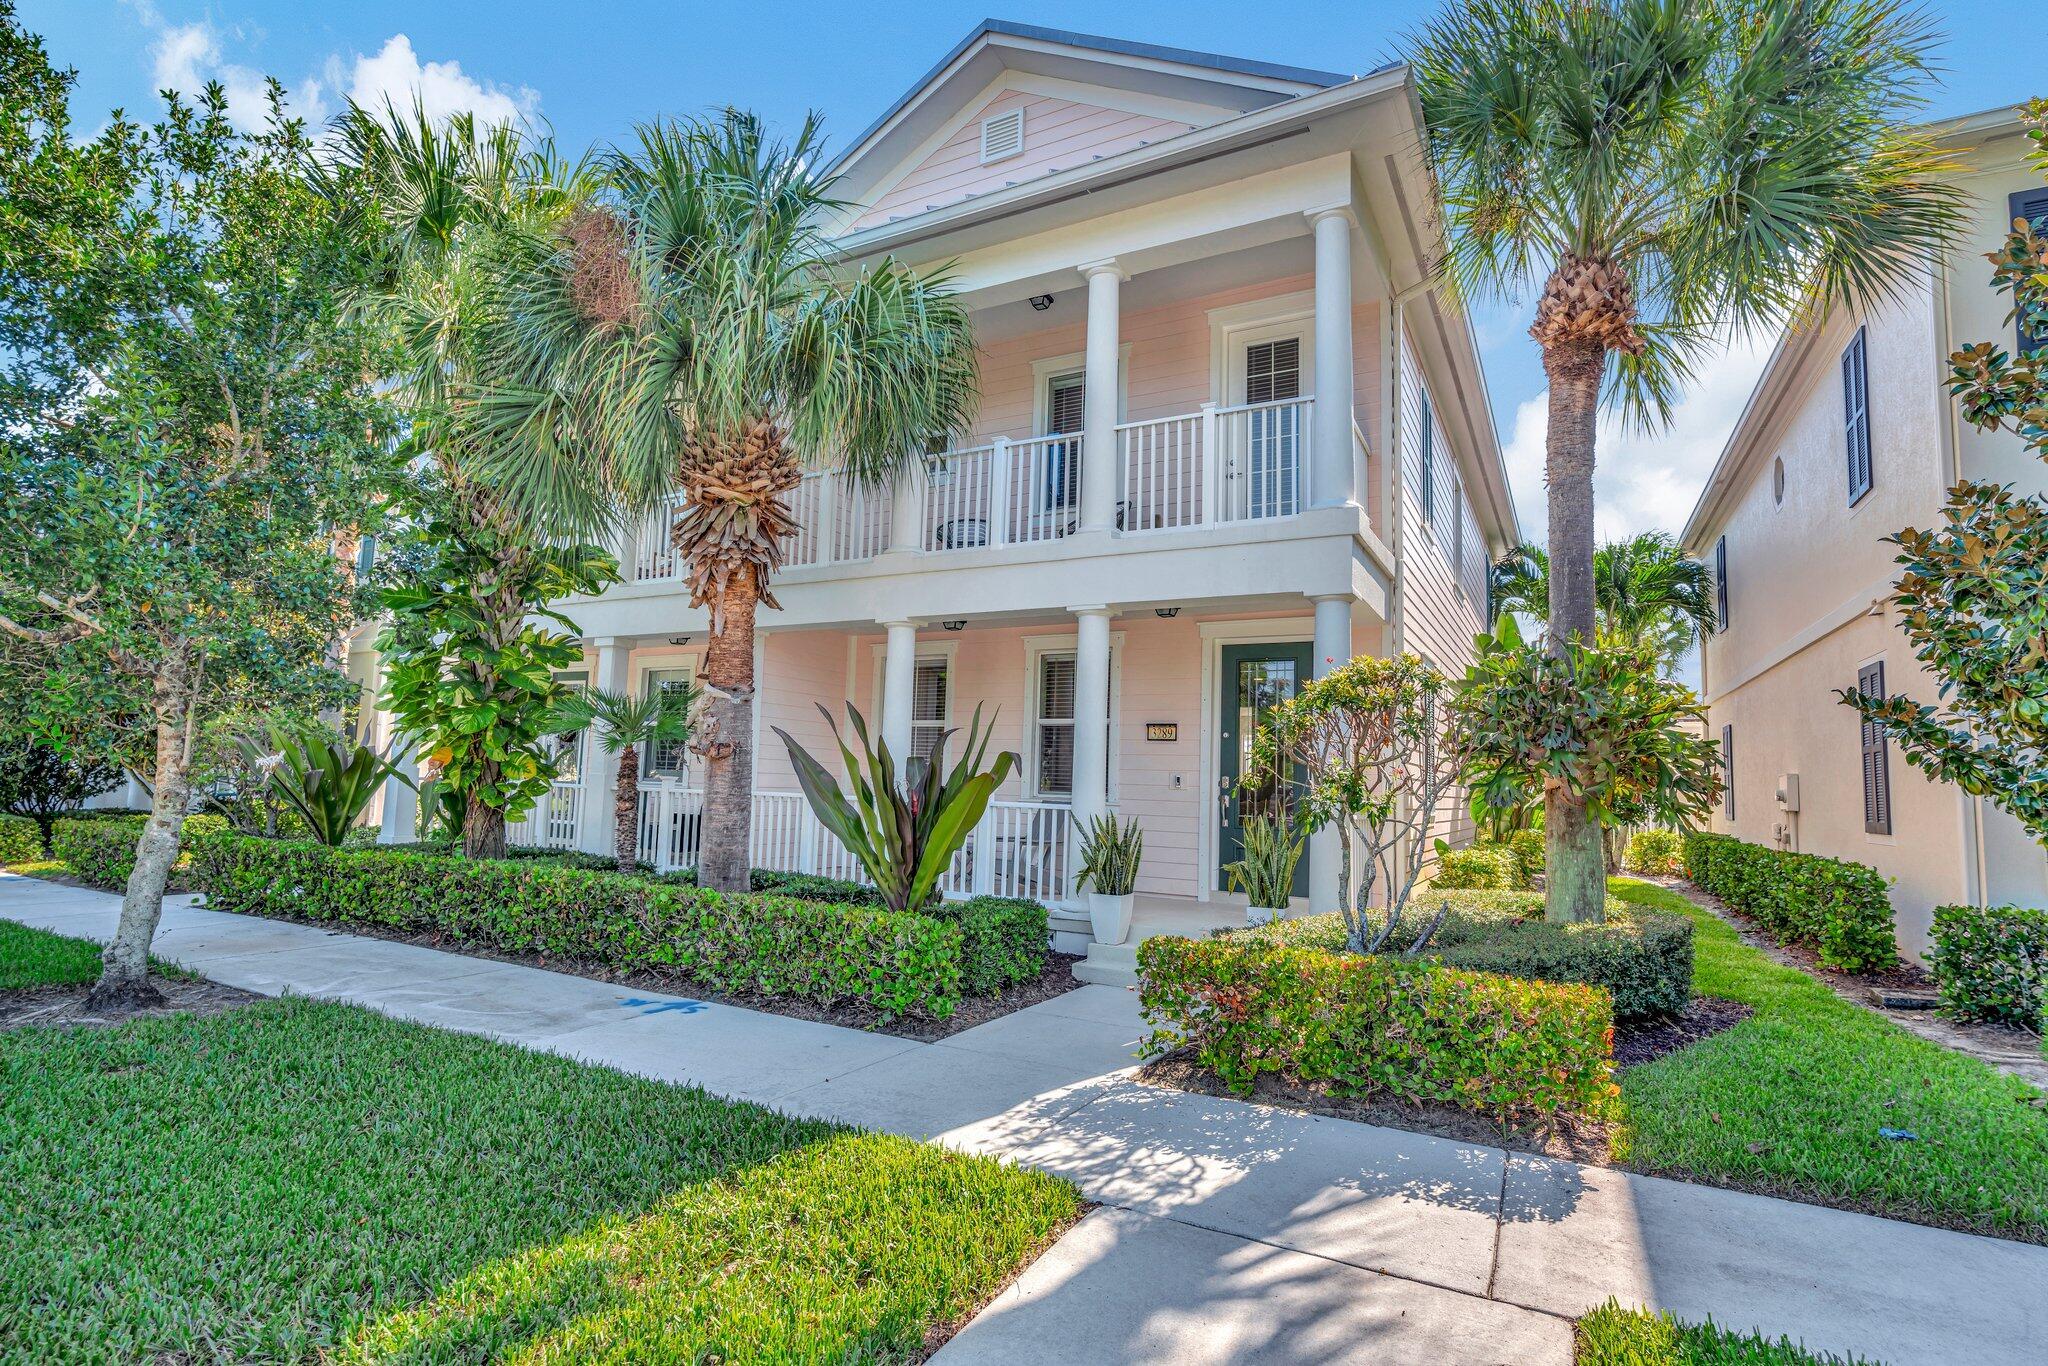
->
(1928, 904), (2048, 1028)
(1624, 829), (1684, 876)
(1682, 832), (1897, 972)
(1138, 935), (1618, 1122)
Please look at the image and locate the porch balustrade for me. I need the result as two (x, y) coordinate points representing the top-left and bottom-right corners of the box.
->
(625, 394), (1351, 583)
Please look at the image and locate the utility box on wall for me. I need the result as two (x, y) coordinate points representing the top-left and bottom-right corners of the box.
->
(1776, 773), (1800, 812)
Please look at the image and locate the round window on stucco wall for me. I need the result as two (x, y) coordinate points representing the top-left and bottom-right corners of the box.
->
(1773, 456), (1785, 505)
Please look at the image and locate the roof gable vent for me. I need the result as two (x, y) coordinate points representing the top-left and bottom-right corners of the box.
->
(979, 107), (1024, 164)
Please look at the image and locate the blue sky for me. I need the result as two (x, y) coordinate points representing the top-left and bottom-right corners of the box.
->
(22, 0), (2039, 549)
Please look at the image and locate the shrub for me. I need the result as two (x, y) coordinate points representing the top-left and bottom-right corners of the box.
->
(1927, 904), (2048, 1028)
(190, 835), (963, 1020)
(1138, 935), (1617, 1122)
(1243, 891), (1690, 1022)
(922, 896), (1049, 994)
(51, 814), (227, 889)
(1682, 832), (1898, 973)
(1432, 843), (1523, 890)
(749, 869), (885, 907)
(0, 813), (43, 864)
(1624, 829), (1684, 876)
(1507, 829), (1545, 885)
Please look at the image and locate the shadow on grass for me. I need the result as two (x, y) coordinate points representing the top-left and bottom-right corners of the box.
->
(0, 996), (1078, 1362)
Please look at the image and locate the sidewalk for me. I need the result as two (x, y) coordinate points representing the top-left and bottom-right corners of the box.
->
(5, 872), (2042, 1365)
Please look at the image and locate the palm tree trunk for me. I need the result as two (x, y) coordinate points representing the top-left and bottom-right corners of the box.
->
(91, 652), (201, 1011)
(1542, 337), (1607, 923)
(614, 743), (640, 873)
(697, 575), (758, 893)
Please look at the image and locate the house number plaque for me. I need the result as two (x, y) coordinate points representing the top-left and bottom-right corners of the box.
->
(1145, 723), (1178, 742)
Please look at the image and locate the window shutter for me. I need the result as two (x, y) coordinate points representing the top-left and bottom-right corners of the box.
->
(2014, 189), (2048, 355)
(979, 107), (1024, 164)
(1245, 338), (1301, 404)
(1721, 723), (1735, 819)
(1714, 536), (1729, 629)
(1858, 662), (1892, 835)
(1419, 397), (1436, 523)
(1843, 328), (1871, 503)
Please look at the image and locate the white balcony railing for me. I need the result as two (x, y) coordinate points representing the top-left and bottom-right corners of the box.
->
(633, 780), (1076, 905)
(626, 395), (1332, 582)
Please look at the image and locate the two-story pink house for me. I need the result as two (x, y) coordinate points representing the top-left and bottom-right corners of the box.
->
(367, 22), (1516, 971)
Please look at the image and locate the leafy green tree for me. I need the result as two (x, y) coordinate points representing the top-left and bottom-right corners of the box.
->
(476, 111), (979, 893)
(0, 734), (120, 837)
(550, 681), (698, 872)
(0, 73), (397, 1005)
(1413, 0), (1962, 921)
(1490, 531), (1718, 668)
(1454, 618), (1723, 917)
(329, 105), (621, 860)
(1842, 101), (2048, 846)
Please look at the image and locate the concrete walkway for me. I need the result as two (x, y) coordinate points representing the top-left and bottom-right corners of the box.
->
(4, 873), (2042, 1366)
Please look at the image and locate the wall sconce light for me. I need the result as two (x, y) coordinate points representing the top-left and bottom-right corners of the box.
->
(667, 635), (693, 646)
(942, 619), (967, 632)
(1154, 607), (1180, 619)
(1028, 294), (1054, 311)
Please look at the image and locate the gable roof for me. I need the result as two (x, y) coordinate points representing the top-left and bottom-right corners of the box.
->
(825, 20), (1364, 207)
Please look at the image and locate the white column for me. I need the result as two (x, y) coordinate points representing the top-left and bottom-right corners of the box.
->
(880, 620), (919, 761)
(1309, 207), (1357, 509)
(1308, 594), (1355, 915)
(1070, 606), (1114, 830)
(1078, 261), (1125, 534)
(578, 637), (631, 854)
(379, 741), (419, 845)
(886, 460), (925, 554)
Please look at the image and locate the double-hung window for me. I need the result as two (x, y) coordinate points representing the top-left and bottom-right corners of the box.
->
(642, 667), (695, 779)
(910, 659), (950, 765)
(1043, 373), (1085, 511)
(1033, 654), (1076, 797)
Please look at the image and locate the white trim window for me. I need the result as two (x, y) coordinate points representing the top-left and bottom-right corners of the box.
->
(910, 657), (951, 764)
(642, 666), (695, 779)
(1032, 652), (1077, 798)
(549, 671), (589, 784)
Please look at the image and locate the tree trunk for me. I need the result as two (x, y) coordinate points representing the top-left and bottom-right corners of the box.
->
(1542, 337), (1608, 923)
(90, 658), (199, 1010)
(696, 574), (758, 893)
(614, 743), (640, 873)
(463, 790), (507, 860)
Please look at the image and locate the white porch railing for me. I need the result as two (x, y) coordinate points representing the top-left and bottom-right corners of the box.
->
(634, 780), (1076, 905)
(624, 395), (1329, 583)
(507, 780), (583, 850)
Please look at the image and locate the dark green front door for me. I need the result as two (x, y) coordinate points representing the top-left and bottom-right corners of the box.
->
(1218, 642), (1313, 899)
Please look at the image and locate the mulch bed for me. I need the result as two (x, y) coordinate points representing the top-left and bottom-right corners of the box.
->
(1136, 994), (1754, 1166)
(0, 975), (259, 1032)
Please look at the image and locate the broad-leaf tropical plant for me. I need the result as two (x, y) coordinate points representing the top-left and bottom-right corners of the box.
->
(243, 728), (411, 848)
(475, 110), (979, 893)
(551, 682), (699, 871)
(1490, 531), (1717, 667)
(776, 703), (1015, 914)
(1413, 0), (1963, 921)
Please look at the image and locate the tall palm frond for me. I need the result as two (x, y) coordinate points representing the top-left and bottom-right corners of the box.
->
(1489, 532), (1717, 667)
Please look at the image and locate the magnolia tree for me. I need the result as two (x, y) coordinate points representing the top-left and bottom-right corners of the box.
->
(0, 67), (396, 1006)
(1842, 101), (2048, 844)
(1453, 618), (1722, 920)
(1243, 656), (1465, 954)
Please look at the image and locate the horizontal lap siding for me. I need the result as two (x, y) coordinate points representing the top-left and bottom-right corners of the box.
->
(855, 89), (1194, 230)
(754, 631), (850, 790)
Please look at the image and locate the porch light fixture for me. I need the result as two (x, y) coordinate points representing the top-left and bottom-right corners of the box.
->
(667, 635), (692, 646)
(1154, 607), (1180, 619)
(1029, 294), (1054, 311)
(942, 619), (967, 632)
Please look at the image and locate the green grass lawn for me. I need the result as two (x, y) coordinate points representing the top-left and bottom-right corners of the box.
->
(1610, 878), (2048, 1243)
(0, 991), (1081, 1361)
(0, 917), (106, 990)
(1577, 1300), (1877, 1364)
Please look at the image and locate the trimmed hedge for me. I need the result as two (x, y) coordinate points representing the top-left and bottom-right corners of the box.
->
(0, 814), (43, 864)
(1624, 829), (1684, 877)
(50, 813), (227, 890)
(1431, 843), (1523, 890)
(190, 835), (964, 1020)
(1927, 904), (2048, 1029)
(1138, 934), (1618, 1122)
(1682, 832), (1898, 973)
(1243, 890), (1690, 1023)
(922, 896), (1049, 994)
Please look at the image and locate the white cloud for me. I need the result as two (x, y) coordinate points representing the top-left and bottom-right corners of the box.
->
(1500, 329), (1779, 549)
(120, 4), (537, 133)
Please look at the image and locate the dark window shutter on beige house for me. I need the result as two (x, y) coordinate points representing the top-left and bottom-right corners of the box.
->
(1843, 328), (1871, 503)
(2015, 189), (2048, 355)
(1858, 661), (1892, 835)
(1721, 723), (1735, 819)
(1714, 536), (1729, 629)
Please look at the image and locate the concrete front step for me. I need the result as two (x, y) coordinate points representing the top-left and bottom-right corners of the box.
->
(1072, 940), (1139, 987)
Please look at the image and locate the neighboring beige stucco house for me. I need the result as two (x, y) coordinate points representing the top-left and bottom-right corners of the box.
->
(1680, 107), (2048, 957)
(356, 21), (1517, 966)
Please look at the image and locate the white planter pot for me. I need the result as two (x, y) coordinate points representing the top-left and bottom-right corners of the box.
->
(1088, 891), (1135, 946)
(1246, 903), (1281, 928)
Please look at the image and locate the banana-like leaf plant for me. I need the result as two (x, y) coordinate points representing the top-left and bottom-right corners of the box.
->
(775, 703), (1016, 914)
(242, 729), (412, 848)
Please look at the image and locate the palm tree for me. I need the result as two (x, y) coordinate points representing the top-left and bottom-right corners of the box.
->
(475, 111), (978, 893)
(1413, 0), (1961, 920)
(552, 683), (698, 871)
(1490, 532), (1717, 668)
(326, 104), (612, 860)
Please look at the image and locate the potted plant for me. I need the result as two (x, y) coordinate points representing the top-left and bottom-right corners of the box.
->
(1222, 815), (1301, 927)
(1076, 813), (1143, 945)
